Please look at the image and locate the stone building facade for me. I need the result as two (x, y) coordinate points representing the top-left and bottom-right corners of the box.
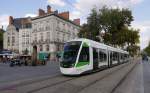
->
(3, 16), (32, 54)
(19, 28), (32, 55)
(3, 5), (80, 60)
(3, 16), (19, 53)
(31, 6), (80, 60)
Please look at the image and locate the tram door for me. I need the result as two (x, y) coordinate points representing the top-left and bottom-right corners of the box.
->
(93, 48), (99, 70)
(108, 51), (112, 67)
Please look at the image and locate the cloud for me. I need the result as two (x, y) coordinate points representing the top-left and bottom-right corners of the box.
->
(25, 14), (37, 17)
(0, 14), (9, 30)
(70, 11), (81, 20)
(74, 0), (143, 11)
(70, 0), (143, 24)
(70, 0), (144, 49)
(132, 21), (150, 50)
(130, 0), (143, 4)
(47, 0), (66, 7)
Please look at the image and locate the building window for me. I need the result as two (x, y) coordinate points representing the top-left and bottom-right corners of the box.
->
(57, 32), (59, 41)
(12, 36), (15, 43)
(46, 32), (50, 40)
(27, 39), (29, 44)
(8, 37), (10, 43)
(46, 45), (49, 51)
(8, 37), (10, 46)
(39, 45), (43, 51)
(40, 33), (43, 41)
(34, 34), (37, 41)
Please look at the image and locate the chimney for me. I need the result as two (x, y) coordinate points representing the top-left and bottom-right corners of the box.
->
(73, 19), (80, 25)
(9, 16), (13, 25)
(38, 9), (46, 16)
(58, 11), (69, 20)
(47, 5), (52, 14)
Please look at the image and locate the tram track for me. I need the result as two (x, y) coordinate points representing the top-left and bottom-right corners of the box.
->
(16, 74), (79, 93)
(75, 61), (137, 93)
(0, 74), (61, 91)
(110, 59), (139, 93)
(27, 77), (78, 93)
(28, 61), (134, 93)
(0, 60), (137, 93)
(76, 59), (139, 93)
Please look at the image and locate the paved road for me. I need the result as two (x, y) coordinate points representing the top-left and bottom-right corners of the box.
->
(0, 62), (60, 86)
(143, 61), (150, 93)
(113, 60), (150, 93)
(2, 58), (150, 93)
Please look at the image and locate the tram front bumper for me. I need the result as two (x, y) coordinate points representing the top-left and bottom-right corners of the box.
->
(60, 67), (81, 75)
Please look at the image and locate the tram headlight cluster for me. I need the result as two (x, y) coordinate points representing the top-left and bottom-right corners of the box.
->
(60, 61), (75, 68)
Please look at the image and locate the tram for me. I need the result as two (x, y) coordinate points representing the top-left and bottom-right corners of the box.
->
(60, 38), (129, 75)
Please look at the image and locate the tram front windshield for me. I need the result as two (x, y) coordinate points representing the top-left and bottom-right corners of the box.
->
(61, 41), (81, 68)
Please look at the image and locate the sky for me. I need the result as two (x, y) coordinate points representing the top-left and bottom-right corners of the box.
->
(0, 0), (150, 50)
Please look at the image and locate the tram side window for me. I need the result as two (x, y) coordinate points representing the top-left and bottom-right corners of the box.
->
(99, 49), (107, 62)
(123, 54), (125, 60)
(93, 48), (98, 62)
(79, 47), (89, 62)
(110, 52), (113, 60)
(121, 53), (124, 60)
(124, 54), (126, 59)
(123, 54), (126, 60)
(113, 52), (118, 61)
(113, 52), (116, 61)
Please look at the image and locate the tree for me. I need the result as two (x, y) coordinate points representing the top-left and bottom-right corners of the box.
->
(78, 6), (140, 56)
(78, 8), (100, 41)
(87, 8), (100, 41)
(78, 24), (91, 39)
(99, 7), (134, 46)
(144, 42), (150, 56)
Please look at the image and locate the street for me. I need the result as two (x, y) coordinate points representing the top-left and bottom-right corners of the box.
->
(1, 59), (150, 93)
(0, 0), (149, 93)
(113, 60), (150, 93)
(0, 62), (60, 88)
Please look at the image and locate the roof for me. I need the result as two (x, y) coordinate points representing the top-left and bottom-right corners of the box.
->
(13, 17), (32, 30)
(67, 38), (129, 54)
(32, 13), (81, 27)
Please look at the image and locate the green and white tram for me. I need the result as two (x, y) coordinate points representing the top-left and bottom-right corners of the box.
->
(60, 38), (129, 75)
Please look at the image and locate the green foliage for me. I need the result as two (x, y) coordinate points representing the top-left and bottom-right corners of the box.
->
(127, 45), (140, 57)
(144, 42), (150, 56)
(78, 6), (140, 56)
(78, 24), (91, 39)
(99, 7), (134, 46)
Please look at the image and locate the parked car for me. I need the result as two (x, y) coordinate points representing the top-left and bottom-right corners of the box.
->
(10, 59), (23, 67)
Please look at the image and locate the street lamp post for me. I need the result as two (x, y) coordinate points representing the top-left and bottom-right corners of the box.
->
(96, 29), (105, 43)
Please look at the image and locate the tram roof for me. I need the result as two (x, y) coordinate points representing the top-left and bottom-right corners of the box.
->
(67, 38), (129, 54)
